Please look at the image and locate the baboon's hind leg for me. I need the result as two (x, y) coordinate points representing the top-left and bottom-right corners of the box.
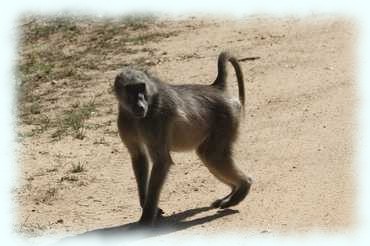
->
(196, 138), (252, 209)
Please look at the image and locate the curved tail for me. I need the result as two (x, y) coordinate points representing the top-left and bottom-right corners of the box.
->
(212, 51), (245, 107)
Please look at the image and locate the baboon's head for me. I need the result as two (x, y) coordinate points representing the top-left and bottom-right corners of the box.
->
(114, 68), (151, 118)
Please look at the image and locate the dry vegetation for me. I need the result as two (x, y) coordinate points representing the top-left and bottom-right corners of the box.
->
(15, 15), (355, 239)
(17, 14), (179, 142)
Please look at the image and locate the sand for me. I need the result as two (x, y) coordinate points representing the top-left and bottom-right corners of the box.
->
(15, 15), (356, 239)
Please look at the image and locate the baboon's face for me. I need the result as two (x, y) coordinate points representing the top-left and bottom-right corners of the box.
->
(115, 81), (149, 118)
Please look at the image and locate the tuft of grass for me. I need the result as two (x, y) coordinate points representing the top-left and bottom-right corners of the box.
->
(66, 111), (86, 132)
(93, 137), (109, 146)
(70, 161), (86, 173)
(75, 127), (86, 140)
(51, 121), (68, 140)
(51, 98), (96, 140)
(80, 98), (97, 118)
(44, 187), (57, 198)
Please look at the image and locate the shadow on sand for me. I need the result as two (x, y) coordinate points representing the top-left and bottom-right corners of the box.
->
(57, 206), (238, 244)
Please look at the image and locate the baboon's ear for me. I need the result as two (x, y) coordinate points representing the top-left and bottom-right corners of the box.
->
(115, 73), (123, 82)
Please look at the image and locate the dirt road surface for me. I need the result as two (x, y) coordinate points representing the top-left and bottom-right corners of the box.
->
(15, 15), (356, 240)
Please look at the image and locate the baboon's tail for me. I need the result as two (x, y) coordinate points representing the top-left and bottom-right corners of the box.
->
(212, 51), (245, 107)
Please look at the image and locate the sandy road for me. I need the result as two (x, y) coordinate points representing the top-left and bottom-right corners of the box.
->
(16, 16), (355, 239)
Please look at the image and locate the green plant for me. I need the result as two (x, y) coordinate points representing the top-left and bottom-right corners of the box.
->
(51, 98), (96, 140)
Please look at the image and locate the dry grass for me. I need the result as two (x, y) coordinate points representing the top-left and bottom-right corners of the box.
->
(51, 98), (96, 140)
(17, 14), (179, 141)
(70, 161), (86, 174)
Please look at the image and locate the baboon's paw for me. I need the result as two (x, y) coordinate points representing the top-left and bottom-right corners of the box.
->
(157, 208), (165, 218)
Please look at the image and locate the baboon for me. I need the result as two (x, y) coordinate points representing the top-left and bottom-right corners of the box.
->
(114, 51), (252, 226)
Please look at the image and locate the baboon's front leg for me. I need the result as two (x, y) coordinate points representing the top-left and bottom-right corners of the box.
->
(139, 150), (172, 226)
(120, 134), (149, 210)
(131, 152), (149, 208)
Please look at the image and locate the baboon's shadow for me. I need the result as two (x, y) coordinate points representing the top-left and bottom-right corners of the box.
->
(58, 206), (238, 244)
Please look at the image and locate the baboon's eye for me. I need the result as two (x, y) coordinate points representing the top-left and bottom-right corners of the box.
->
(125, 83), (145, 93)
(136, 83), (146, 93)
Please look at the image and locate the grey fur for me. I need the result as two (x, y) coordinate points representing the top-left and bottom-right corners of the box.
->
(114, 51), (252, 226)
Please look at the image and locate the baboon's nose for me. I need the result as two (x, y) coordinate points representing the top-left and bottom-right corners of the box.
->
(133, 104), (146, 118)
(137, 104), (145, 113)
